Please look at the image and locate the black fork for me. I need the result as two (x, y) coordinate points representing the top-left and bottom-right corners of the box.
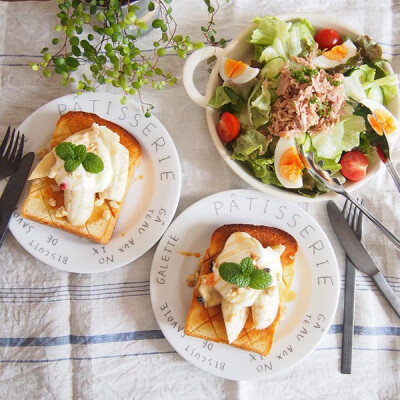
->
(0, 126), (25, 180)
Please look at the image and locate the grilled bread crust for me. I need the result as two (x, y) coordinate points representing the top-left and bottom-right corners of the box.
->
(185, 224), (298, 356)
(21, 111), (142, 244)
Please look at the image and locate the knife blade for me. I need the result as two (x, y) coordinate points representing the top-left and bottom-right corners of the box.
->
(0, 152), (35, 247)
(327, 200), (400, 318)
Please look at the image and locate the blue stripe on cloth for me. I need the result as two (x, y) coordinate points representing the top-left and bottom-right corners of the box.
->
(0, 325), (398, 349)
(1, 346), (399, 365)
(0, 281), (150, 290)
(0, 351), (177, 364)
(0, 294), (150, 303)
(0, 330), (165, 347)
(329, 324), (400, 335)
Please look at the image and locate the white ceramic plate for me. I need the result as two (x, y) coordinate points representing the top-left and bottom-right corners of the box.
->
(6, 93), (181, 273)
(150, 189), (339, 380)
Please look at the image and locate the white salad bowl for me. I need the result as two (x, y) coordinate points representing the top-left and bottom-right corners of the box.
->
(183, 13), (400, 202)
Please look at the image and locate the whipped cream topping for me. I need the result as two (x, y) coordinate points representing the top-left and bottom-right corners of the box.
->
(213, 232), (283, 307)
(31, 123), (129, 226)
(198, 232), (285, 343)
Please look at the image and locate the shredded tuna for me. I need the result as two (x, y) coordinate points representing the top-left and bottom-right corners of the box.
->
(268, 56), (346, 139)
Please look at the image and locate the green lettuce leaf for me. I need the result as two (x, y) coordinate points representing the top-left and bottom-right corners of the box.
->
(230, 128), (279, 185)
(248, 82), (272, 128)
(208, 86), (245, 114)
(232, 128), (269, 156)
(311, 113), (365, 159)
(362, 74), (399, 104)
(250, 16), (290, 46)
(251, 16), (316, 63)
(208, 86), (232, 108)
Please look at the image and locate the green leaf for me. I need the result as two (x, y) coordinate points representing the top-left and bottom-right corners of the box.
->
(239, 257), (254, 276)
(54, 56), (65, 66)
(66, 57), (79, 69)
(74, 144), (87, 162)
(218, 262), (250, 287)
(82, 152), (104, 174)
(71, 45), (81, 57)
(219, 262), (242, 283)
(152, 19), (163, 29)
(70, 36), (79, 46)
(55, 142), (76, 160)
(64, 158), (81, 173)
(249, 269), (273, 290)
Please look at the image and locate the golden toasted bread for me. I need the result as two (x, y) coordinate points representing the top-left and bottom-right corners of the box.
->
(185, 224), (298, 356)
(21, 111), (142, 244)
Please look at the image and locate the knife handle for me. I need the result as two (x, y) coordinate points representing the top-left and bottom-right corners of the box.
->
(341, 257), (356, 374)
(372, 272), (400, 318)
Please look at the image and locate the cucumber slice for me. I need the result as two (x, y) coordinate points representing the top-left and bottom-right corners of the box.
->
(366, 85), (384, 104)
(350, 69), (367, 84)
(261, 57), (285, 80)
(296, 133), (311, 151)
(303, 135), (312, 152)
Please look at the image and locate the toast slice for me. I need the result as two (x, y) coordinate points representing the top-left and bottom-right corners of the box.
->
(185, 224), (298, 356)
(21, 111), (142, 244)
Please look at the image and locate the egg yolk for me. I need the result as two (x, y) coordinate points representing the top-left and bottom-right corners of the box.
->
(368, 110), (396, 136)
(323, 43), (348, 61)
(224, 59), (247, 79)
(279, 148), (303, 183)
(367, 114), (383, 135)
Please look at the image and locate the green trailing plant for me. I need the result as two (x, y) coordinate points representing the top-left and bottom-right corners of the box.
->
(31, 0), (229, 115)
(31, 0), (205, 116)
(201, 0), (228, 47)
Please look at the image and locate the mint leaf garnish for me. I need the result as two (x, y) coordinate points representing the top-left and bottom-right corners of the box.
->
(55, 142), (104, 174)
(249, 269), (273, 290)
(219, 257), (273, 290)
(82, 152), (104, 174)
(219, 262), (243, 284)
(64, 157), (81, 173)
(74, 144), (87, 162)
(55, 142), (75, 160)
(239, 257), (254, 275)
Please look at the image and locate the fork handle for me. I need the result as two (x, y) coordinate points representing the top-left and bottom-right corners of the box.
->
(341, 257), (356, 374)
(344, 194), (400, 250)
(385, 159), (400, 193)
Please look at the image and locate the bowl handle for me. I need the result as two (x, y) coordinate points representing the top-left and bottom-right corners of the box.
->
(183, 46), (224, 107)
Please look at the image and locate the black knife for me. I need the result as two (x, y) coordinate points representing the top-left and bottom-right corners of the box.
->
(0, 152), (35, 247)
(327, 200), (400, 318)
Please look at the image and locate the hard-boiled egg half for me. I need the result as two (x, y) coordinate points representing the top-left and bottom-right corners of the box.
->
(219, 57), (259, 84)
(361, 98), (399, 139)
(274, 137), (304, 189)
(314, 39), (357, 69)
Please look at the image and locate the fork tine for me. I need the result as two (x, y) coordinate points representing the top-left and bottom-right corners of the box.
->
(9, 131), (21, 161)
(347, 201), (356, 227)
(0, 126), (11, 155)
(342, 198), (350, 215)
(355, 198), (364, 238)
(4, 128), (16, 158)
(15, 133), (25, 163)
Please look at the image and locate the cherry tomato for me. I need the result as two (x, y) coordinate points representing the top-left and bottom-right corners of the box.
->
(340, 151), (369, 182)
(216, 112), (240, 143)
(315, 29), (342, 50)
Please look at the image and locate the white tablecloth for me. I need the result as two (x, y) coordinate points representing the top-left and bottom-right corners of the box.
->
(0, 1), (399, 398)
